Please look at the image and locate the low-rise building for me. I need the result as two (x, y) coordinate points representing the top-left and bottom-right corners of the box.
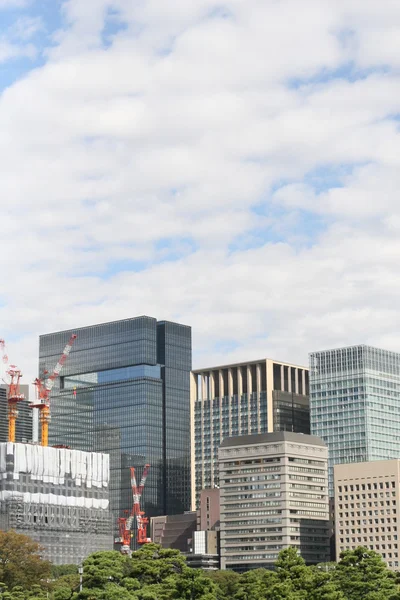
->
(219, 431), (330, 571)
(334, 460), (400, 570)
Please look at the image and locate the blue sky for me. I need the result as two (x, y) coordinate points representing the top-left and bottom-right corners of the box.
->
(1, 0), (400, 379)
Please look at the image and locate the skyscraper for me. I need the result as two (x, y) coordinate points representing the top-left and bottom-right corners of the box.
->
(39, 317), (191, 526)
(310, 344), (400, 493)
(191, 358), (310, 508)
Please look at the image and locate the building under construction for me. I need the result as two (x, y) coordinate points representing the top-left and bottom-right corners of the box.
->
(0, 442), (113, 564)
(0, 335), (113, 564)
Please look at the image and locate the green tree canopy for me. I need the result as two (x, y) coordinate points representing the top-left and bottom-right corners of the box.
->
(333, 546), (399, 600)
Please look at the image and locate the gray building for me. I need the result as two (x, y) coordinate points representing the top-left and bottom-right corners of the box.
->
(0, 442), (112, 564)
(0, 385), (32, 443)
(310, 345), (400, 493)
(219, 432), (330, 571)
(191, 358), (310, 508)
(39, 316), (192, 539)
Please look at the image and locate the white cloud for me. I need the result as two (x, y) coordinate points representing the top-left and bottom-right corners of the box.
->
(0, 0), (400, 383)
(0, 0), (29, 7)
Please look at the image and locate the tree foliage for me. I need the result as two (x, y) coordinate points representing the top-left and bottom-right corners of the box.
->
(0, 531), (51, 591)
(1, 541), (400, 600)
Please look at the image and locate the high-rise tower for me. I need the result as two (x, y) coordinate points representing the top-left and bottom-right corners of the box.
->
(310, 344), (400, 493)
(39, 317), (191, 524)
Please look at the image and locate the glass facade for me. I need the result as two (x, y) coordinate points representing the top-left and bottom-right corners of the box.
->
(310, 345), (400, 494)
(39, 316), (191, 533)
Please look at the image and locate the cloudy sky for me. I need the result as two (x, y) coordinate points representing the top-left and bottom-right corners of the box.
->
(1, 0), (400, 380)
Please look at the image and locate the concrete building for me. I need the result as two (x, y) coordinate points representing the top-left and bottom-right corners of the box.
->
(39, 317), (192, 534)
(219, 432), (330, 571)
(334, 460), (400, 570)
(310, 345), (400, 493)
(0, 442), (112, 564)
(0, 385), (32, 443)
(151, 512), (197, 552)
(191, 358), (310, 508)
(151, 489), (221, 568)
(198, 488), (220, 531)
(187, 530), (220, 570)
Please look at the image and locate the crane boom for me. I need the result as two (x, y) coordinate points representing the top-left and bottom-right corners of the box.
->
(0, 339), (24, 443)
(31, 333), (77, 446)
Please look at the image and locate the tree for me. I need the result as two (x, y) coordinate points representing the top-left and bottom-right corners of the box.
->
(127, 544), (187, 586)
(234, 569), (277, 600)
(81, 551), (128, 589)
(0, 531), (51, 591)
(333, 546), (400, 600)
(206, 570), (240, 599)
(51, 565), (78, 579)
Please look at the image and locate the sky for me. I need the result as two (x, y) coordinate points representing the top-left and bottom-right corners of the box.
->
(1, 0), (400, 383)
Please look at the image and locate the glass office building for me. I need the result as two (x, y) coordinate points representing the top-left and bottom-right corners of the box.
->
(39, 317), (191, 527)
(310, 345), (400, 494)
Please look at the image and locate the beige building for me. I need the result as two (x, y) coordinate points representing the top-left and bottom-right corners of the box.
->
(219, 432), (330, 571)
(335, 460), (400, 570)
(190, 358), (310, 509)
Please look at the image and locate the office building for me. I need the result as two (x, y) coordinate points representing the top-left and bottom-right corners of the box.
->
(191, 358), (310, 507)
(219, 432), (330, 571)
(334, 460), (400, 570)
(310, 345), (400, 493)
(0, 385), (32, 443)
(0, 442), (112, 564)
(151, 512), (197, 552)
(39, 316), (192, 532)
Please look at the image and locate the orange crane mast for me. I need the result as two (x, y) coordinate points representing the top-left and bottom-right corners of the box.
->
(0, 339), (25, 443)
(31, 334), (77, 446)
(6, 366), (25, 443)
(116, 464), (151, 554)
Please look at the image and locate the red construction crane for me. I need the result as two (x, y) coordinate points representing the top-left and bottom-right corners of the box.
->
(116, 464), (151, 554)
(31, 333), (77, 447)
(131, 464), (151, 545)
(0, 339), (24, 443)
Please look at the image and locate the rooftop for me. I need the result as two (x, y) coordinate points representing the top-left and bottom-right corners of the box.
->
(220, 431), (326, 448)
(192, 357), (308, 373)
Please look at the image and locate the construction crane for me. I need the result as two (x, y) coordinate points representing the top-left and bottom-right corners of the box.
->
(116, 464), (151, 554)
(0, 339), (25, 443)
(6, 366), (25, 443)
(31, 333), (77, 447)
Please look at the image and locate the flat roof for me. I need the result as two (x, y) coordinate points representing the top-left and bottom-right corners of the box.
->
(192, 357), (308, 373)
(220, 431), (326, 448)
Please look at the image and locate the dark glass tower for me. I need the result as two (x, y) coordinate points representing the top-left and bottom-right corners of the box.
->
(39, 317), (191, 526)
